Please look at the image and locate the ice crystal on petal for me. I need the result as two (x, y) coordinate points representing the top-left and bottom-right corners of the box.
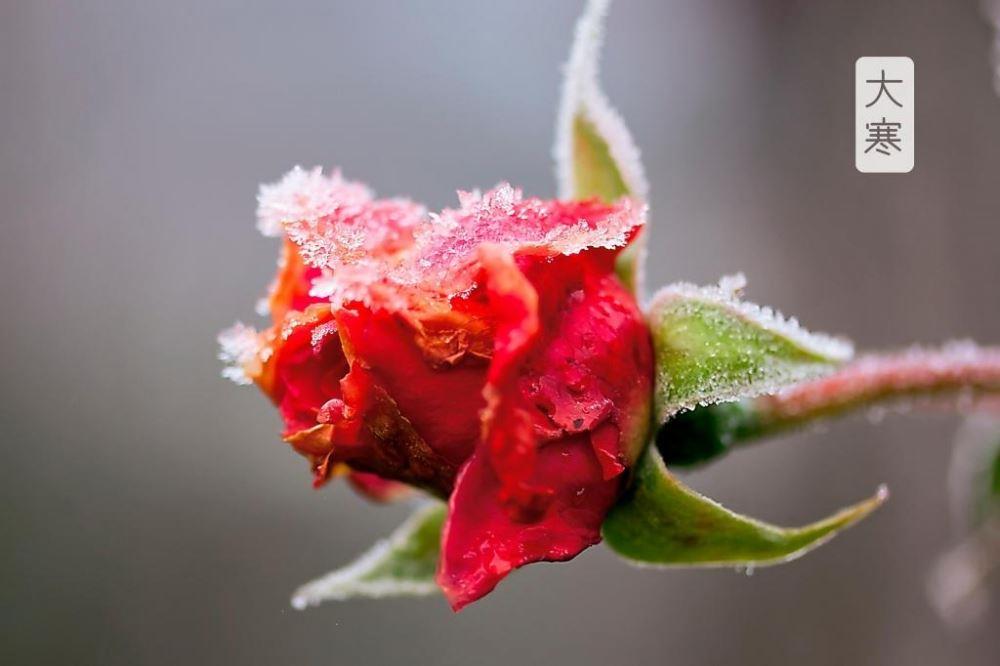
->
(274, 173), (644, 311)
(218, 322), (260, 385)
(285, 196), (425, 268)
(309, 320), (340, 350)
(403, 184), (644, 301)
(256, 166), (373, 238)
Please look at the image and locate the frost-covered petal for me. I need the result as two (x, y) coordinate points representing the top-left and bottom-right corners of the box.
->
(411, 185), (643, 301)
(263, 239), (324, 323)
(256, 166), (373, 237)
(252, 304), (347, 446)
(285, 195), (425, 270)
(280, 176), (644, 312)
(437, 247), (652, 610)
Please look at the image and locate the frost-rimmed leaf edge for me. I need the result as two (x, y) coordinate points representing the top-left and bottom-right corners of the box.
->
(291, 501), (445, 608)
(602, 444), (888, 567)
(649, 274), (854, 423)
(555, 0), (649, 295)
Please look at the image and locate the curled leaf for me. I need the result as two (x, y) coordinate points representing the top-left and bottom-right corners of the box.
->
(555, 0), (648, 293)
(602, 445), (887, 566)
(649, 274), (853, 423)
(291, 502), (445, 608)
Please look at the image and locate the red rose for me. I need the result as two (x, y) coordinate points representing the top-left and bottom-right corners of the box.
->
(220, 167), (652, 609)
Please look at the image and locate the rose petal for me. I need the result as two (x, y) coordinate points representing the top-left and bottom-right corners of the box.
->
(437, 248), (652, 609)
(347, 470), (412, 503)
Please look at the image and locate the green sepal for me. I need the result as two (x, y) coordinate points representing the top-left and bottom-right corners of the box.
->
(649, 276), (852, 424)
(556, 0), (649, 295)
(291, 502), (445, 608)
(570, 114), (643, 293)
(571, 115), (630, 203)
(602, 445), (887, 566)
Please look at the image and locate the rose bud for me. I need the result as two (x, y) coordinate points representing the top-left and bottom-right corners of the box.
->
(220, 166), (653, 609)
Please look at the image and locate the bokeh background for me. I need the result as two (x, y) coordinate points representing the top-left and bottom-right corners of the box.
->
(2, 1), (998, 664)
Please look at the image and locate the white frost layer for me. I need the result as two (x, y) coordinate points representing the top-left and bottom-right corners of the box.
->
(291, 502), (442, 609)
(217, 322), (259, 385)
(554, 0), (649, 201)
(256, 165), (372, 237)
(652, 273), (855, 363)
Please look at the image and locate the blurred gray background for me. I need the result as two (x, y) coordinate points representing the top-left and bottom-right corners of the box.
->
(2, 1), (998, 664)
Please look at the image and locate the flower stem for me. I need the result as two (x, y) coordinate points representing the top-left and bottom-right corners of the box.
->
(657, 342), (1000, 466)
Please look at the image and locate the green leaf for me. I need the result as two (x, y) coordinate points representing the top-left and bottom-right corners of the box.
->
(291, 502), (445, 608)
(556, 0), (648, 294)
(649, 274), (853, 423)
(602, 446), (888, 566)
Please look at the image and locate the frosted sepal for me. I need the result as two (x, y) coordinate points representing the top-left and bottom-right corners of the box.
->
(555, 0), (648, 294)
(648, 274), (853, 423)
(602, 445), (887, 566)
(291, 502), (445, 608)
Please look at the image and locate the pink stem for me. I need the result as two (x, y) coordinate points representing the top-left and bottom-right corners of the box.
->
(754, 342), (1000, 432)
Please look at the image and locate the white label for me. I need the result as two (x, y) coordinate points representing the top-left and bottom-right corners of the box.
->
(856, 57), (914, 173)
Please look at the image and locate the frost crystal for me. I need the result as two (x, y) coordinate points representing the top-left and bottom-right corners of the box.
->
(649, 274), (855, 421)
(256, 166), (374, 238)
(264, 168), (644, 311)
(406, 184), (643, 297)
(217, 322), (260, 385)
